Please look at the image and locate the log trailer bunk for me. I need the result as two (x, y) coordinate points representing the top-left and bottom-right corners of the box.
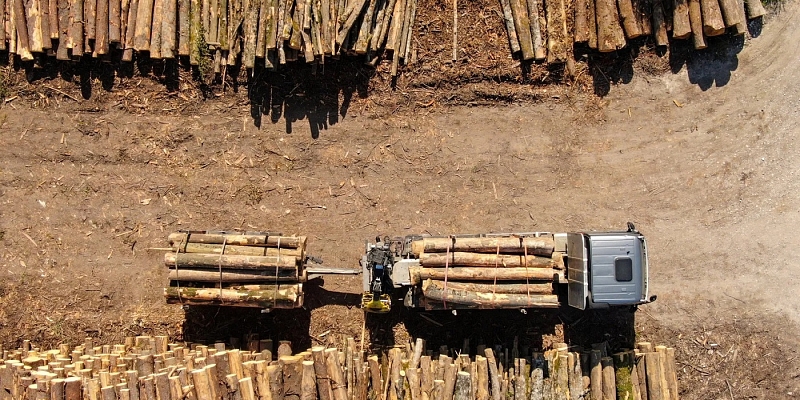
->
(163, 224), (654, 313)
(360, 223), (654, 313)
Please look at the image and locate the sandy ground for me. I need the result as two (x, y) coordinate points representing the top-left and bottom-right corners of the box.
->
(1, 1), (800, 398)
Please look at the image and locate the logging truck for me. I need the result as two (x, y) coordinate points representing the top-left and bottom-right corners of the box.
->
(361, 223), (654, 313)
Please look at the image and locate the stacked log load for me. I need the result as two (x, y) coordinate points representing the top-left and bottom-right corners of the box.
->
(408, 235), (565, 310)
(0, 336), (680, 400)
(163, 231), (307, 309)
(0, 0), (418, 75)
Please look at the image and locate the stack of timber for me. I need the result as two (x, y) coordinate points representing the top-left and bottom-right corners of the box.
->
(0, 336), (680, 400)
(408, 235), (564, 310)
(164, 231), (307, 309)
(0, 0), (418, 75)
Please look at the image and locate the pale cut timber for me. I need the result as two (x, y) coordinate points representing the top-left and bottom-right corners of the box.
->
(718, 0), (744, 26)
(96, 0), (109, 53)
(574, 0), (588, 42)
(164, 285), (303, 308)
(601, 357), (616, 400)
(587, 0), (597, 49)
(700, 0), (726, 35)
(411, 267), (561, 285)
(498, 0), (519, 52)
(589, 350), (602, 400)
(545, 0), (569, 62)
(420, 252), (563, 269)
(24, 0), (44, 53)
(14, 0), (34, 59)
(411, 237), (554, 257)
(168, 268), (300, 282)
(527, 0), (545, 59)
(672, 0), (691, 38)
(160, 0), (176, 57)
(169, 232), (307, 249)
(421, 279), (559, 309)
(164, 252), (299, 269)
(508, 0), (533, 59)
(423, 281), (555, 295)
(644, 352), (665, 400)
(133, 0), (154, 50)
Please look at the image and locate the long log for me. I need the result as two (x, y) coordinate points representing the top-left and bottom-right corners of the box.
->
(68, 0), (84, 55)
(48, 0), (58, 38)
(744, 0), (765, 17)
(527, 0), (544, 59)
(189, 0), (199, 63)
(312, 347), (334, 400)
(421, 279), (559, 309)
(420, 252), (561, 269)
(574, 0), (587, 42)
(672, 0), (691, 38)
(168, 268), (300, 282)
(497, 0), (519, 53)
(124, 0), (137, 48)
(617, 0), (642, 38)
(422, 281), (554, 295)
(627, 351), (642, 400)
(589, 350), (602, 400)
(255, 0), (266, 56)
(169, 232), (307, 249)
(687, 0), (706, 49)
(0, 0), (6, 50)
(633, 352), (648, 400)
(24, 0), (44, 53)
(40, 0), (51, 49)
(643, 352), (664, 400)
(109, 0), (121, 46)
(596, 0), (626, 51)
(587, 0), (597, 49)
(281, 355), (303, 400)
(600, 357), (615, 400)
(411, 237), (554, 257)
(664, 348), (678, 400)
(508, 0), (532, 59)
(325, 349), (347, 400)
(177, 0), (188, 53)
(567, 353), (582, 400)
(243, 0), (257, 66)
(85, 0), (96, 41)
(164, 285), (303, 308)
(165, 252), (300, 270)
(700, 0), (725, 35)
(149, 0), (163, 57)
(411, 267), (561, 285)
(613, 353), (634, 400)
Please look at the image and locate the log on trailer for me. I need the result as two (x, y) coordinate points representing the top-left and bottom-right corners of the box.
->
(168, 268), (302, 282)
(410, 237), (555, 257)
(420, 279), (559, 309)
(164, 252), (300, 270)
(164, 285), (303, 308)
(169, 232), (307, 248)
(410, 267), (563, 285)
(419, 252), (563, 269)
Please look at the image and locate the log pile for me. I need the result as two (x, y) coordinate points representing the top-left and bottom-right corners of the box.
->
(0, 336), (680, 400)
(407, 235), (564, 310)
(163, 231), (307, 309)
(0, 0), (418, 75)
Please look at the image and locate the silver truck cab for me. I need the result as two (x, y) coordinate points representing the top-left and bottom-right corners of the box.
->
(565, 228), (650, 310)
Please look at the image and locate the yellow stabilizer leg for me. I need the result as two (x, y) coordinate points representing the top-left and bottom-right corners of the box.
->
(362, 293), (391, 313)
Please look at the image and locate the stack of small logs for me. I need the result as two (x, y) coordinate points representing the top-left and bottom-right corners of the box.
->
(163, 231), (307, 309)
(0, 0), (418, 75)
(408, 235), (565, 310)
(500, 0), (769, 61)
(0, 336), (679, 400)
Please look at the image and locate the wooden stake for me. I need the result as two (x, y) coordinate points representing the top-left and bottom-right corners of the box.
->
(56, 0), (70, 58)
(24, 0), (44, 52)
(574, 0), (587, 42)
(596, 0), (626, 51)
(643, 353), (664, 400)
(133, 0), (153, 50)
(243, 0), (257, 66)
(651, 0), (668, 45)
(617, 0), (642, 37)
(255, 0), (266, 56)
(718, 0), (743, 26)
(189, 0), (200, 63)
(498, 0), (519, 53)
(600, 357), (615, 400)
(325, 349), (347, 400)
(178, 0), (189, 54)
(95, 0), (109, 53)
(587, 0), (597, 48)
(161, 0), (176, 57)
(85, 0), (96, 41)
(744, 0), (765, 18)
(150, 0), (164, 56)
(48, 0), (58, 38)
(526, 0), (544, 59)
(687, 0), (706, 48)
(700, 0), (725, 35)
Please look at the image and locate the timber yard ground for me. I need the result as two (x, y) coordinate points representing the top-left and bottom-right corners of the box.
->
(1, 1), (800, 399)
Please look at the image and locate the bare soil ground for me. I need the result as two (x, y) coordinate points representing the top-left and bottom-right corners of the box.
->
(1, 2), (800, 399)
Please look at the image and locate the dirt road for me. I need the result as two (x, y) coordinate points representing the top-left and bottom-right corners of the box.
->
(1, 1), (799, 398)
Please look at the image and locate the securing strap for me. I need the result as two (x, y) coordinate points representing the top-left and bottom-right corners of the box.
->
(442, 236), (455, 309)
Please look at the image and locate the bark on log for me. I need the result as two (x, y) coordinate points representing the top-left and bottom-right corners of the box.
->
(744, 0), (765, 18)
(410, 267), (562, 285)
(243, 0), (257, 66)
(334, 0), (365, 45)
(574, 0), (587, 42)
(240, 377), (257, 400)
(268, 364), (284, 400)
(301, 361), (317, 400)
(672, 0), (691, 38)
(177, 0), (188, 53)
(700, 0), (725, 35)
(529, 359), (543, 400)
(664, 348), (678, 400)
(617, 0), (643, 37)
(110, 0), (121, 43)
(24, 0), (44, 53)
(407, 367), (422, 400)
(553, 354), (569, 399)
(56, 0), (69, 58)
(718, 0), (743, 26)
(527, 0), (544, 59)
(133, 0), (154, 50)
(687, 0), (706, 49)
(161, 0), (176, 57)
(39, 0), (51, 48)
(124, 0), (137, 49)
(596, 0), (626, 51)
(149, 0), (163, 57)
(627, 351), (642, 400)
(189, 0), (199, 63)
(411, 237), (554, 257)
(168, 268), (300, 282)
(568, 353), (582, 400)
(85, 0), (96, 41)
(217, 0), (227, 48)
(453, 372), (470, 400)
(498, 0), (519, 52)
(421, 279), (559, 309)
(255, 0), (266, 56)
(266, 0), (277, 49)
(164, 286), (303, 308)
(643, 353), (664, 400)
(419, 252), (561, 269)
(652, 0), (668, 45)
(64, 377), (82, 400)
(95, 0), (109, 53)
(68, 0), (84, 54)
(165, 252), (299, 270)
(169, 233), (307, 249)
(475, 356), (488, 400)
(48, 0), (58, 38)
(613, 353), (634, 400)
(633, 352), (648, 400)
(442, 363), (457, 400)
(508, 0), (532, 59)
(1, 0), (8, 50)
